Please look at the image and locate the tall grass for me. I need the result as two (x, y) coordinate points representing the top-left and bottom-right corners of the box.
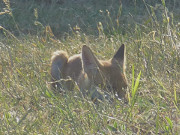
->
(0, 0), (180, 134)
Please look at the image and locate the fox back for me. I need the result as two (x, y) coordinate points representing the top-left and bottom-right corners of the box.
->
(51, 44), (128, 98)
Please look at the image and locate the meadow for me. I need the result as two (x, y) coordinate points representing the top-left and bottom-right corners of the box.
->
(0, 0), (180, 134)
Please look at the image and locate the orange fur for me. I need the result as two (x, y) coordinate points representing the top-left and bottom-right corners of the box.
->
(50, 44), (128, 98)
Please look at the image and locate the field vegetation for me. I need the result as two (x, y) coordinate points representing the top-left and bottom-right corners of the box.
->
(0, 0), (180, 134)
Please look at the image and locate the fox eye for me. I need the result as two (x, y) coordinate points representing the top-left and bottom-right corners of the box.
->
(106, 84), (113, 90)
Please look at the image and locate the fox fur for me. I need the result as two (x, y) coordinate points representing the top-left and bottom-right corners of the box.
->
(50, 44), (128, 99)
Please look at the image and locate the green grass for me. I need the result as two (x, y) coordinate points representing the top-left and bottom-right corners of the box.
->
(0, 0), (180, 134)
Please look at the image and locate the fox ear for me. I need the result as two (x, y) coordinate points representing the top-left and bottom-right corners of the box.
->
(82, 45), (99, 73)
(112, 44), (125, 65)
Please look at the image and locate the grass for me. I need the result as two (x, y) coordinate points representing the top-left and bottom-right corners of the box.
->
(0, 0), (180, 134)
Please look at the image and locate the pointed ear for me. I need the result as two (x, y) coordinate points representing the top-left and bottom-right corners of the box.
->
(112, 44), (125, 65)
(82, 45), (100, 73)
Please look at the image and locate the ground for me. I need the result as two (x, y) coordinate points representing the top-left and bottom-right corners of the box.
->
(0, 0), (180, 134)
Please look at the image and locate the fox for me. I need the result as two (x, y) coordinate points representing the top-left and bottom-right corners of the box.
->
(50, 44), (128, 99)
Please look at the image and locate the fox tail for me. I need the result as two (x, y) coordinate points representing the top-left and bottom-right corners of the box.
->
(50, 50), (68, 89)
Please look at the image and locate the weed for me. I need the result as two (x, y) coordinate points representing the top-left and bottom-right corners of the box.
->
(0, 0), (179, 134)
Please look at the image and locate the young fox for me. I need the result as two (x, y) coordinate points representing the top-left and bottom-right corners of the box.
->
(50, 44), (128, 98)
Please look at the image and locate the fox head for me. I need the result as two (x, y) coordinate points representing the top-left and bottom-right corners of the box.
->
(81, 44), (128, 98)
